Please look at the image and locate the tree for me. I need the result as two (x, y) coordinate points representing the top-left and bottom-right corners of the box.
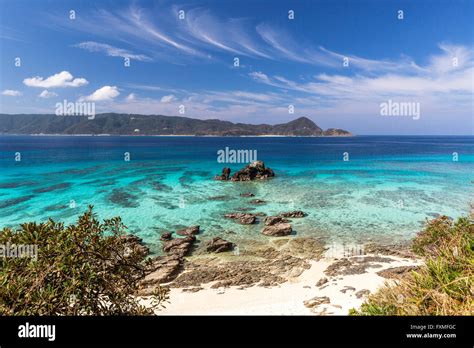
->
(0, 206), (167, 315)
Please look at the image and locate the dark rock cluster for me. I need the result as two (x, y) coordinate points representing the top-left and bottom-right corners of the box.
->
(214, 161), (275, 181)
(205, 237), (235, 253)
(224, 212), (257, 225)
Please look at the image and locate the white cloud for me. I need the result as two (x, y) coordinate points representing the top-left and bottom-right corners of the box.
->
(0, 26), (26, 42)
(1, 89), (22, 96)
(256, 24), (339, 67)
(249, 71), (271, 84)
(428, 43), (473, 74)
(125, 93), (136, 101)
(74, 41), (152, 62)
(47, 3), (474, 81)
(318, 46), (424, 73)
(81, 86), (120, 101)
(38, 90), (58, 98)
(24, 71), (88, 88)
(160, 94), (176, 103)
(249, 44), (474, 103)
(53, 5), (206, 62)
(192, 90), (283, 106)
(182, 8), (271, 59)
(87, 43), (473, 126)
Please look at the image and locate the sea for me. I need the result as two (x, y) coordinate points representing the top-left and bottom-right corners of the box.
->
(0, 135), (472, 255)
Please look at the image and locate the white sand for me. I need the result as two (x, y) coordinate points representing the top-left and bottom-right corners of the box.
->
(141, 254), (421, 315)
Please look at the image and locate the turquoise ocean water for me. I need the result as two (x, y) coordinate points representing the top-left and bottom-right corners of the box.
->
(0, 136), (472, 254)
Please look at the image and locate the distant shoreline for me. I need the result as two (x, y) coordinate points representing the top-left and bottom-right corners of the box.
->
(0, 114), (352, 137)
(1, 133), (473, 137)
(0, 133), (355, 137)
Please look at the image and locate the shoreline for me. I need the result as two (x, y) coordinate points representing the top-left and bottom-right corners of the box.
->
(141, 250), (421, 315)
(0, 133), (355, 137)
(137, 235), (421, 315)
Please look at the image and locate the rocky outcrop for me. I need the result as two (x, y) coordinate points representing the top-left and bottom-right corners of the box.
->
(376, 266), (419, 279)
(280, 210), (307, 218)
(316, 277), (329, 287)
(138, 227), (201, 293)
(205, 237), (235, 253)
(160, 232), (173, 241)
(162, 235), (196, 257)
(240, 192), (255, 197)
(123, 235), (150, 257)
(355, 289), (371, 299)
(224, 212), (257, 225)
(182, 287), (204, 293)
(250, 199), (266, 205)
(261, 223), (292, 236)
(363, 242), (416, 259)
(340, 286), (356, 294)
(169, 238), (318, 289)
(324, 256), (394, 276)
(280, 237), (328, 259)
(139, 254), (183, 290)
(214, 161), (275, 182)
(264, 216), (290, 226)
(214, 167), (231, 181)
(232, 161), (275, 181)
(304, 296), (330, 308)
(176, 225), (200, 236)
(138, 236), (327, 295)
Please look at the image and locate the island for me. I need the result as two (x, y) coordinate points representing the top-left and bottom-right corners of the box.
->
(0, 114), (351, 136)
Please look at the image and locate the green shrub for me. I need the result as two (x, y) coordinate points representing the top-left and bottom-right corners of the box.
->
(0, 206), (167, 315)
(352, 215), (473, 316)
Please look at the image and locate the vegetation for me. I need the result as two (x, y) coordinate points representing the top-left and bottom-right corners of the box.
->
(0, 113), (351, 136)
(351, 215), (473, 315)
(0, 206), (167, 315)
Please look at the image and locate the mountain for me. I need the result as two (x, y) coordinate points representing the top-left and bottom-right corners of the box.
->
(271, 116), (323, 136)
(0, 113), (351, 136)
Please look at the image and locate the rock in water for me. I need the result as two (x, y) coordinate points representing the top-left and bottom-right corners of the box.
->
(264, 216), (290, 226)
(176, 225), (200, 236)
(232, 161), (275, 181)
(214, 161), (275, 181)
(206, 237), (235, 253)
(224, 212), (257, 225)
(160, 232), (173, 241)
(250, 199), (266, 205)
(261, 223), (293, 236)
(280, 210), (307, 218)
(214, 167), (231, 180)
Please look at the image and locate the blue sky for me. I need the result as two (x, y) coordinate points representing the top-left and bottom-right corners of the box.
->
(0, 0), (473, 134)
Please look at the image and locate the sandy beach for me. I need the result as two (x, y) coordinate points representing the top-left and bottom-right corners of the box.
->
(141, 251), (421, 315)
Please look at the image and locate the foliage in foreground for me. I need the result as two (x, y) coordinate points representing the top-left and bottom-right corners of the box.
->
(351, 215), (473, 316)
(0, 206), (168, 315)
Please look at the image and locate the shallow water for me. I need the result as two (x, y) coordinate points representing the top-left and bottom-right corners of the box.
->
(0, 135), (472, 254)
